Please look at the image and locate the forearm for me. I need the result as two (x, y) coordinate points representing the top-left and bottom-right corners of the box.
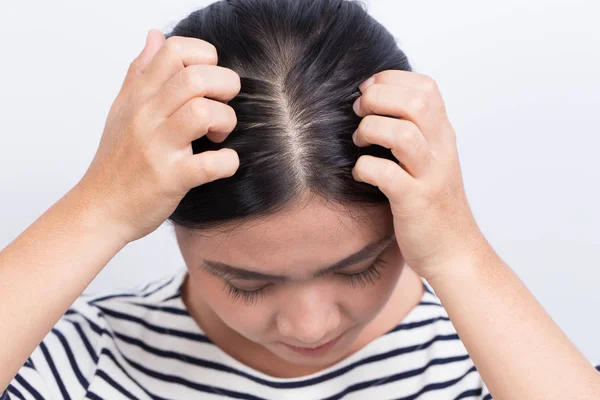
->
(0, 184), (129, 392)
(427, 235), (600, 400)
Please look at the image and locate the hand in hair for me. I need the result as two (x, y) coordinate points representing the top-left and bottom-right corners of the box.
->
(351, 70), (487, 282)
(77, 30), (241, 244)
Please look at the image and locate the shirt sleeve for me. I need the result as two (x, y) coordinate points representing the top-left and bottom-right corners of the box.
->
(1, 296), (106, 399)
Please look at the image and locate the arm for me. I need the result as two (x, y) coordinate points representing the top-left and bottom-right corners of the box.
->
(0, 184), (129, 393)
(1, 31), (242, 394)
(350, 69), (600, 399)
(427, 234), (600, 400)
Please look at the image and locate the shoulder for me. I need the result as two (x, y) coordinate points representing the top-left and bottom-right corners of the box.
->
(3, 268), (187, 399)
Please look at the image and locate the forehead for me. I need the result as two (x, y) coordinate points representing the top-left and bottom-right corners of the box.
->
(174, 199), (394, 274)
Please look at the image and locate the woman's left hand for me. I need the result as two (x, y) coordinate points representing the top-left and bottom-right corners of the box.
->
(351, 70), (488, 281)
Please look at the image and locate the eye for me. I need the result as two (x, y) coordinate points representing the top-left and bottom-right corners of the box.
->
(223, 256), (389, 305)
(337, 256), (388, 288)
(224, 283), (270, 306)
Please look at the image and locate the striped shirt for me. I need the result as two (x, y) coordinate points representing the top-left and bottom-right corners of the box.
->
(3, 266), (599, 399)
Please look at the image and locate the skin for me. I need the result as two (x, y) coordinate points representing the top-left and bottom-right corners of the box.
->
(175, 195), (425, 378)
(2, 31), (598, 398)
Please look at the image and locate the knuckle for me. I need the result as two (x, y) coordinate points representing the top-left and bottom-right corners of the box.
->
(202, 41), (219, 64)
(421, 75), (439, 95)
(408, 94), (428, 115)
(182, 66), (207, 93)
(357, 115), (375, 141)
(361, 85), (378, 110)
(164, 36), (183, 56)
(381, 161), (399, 188)
(198, 153), (219, 181)
(406, 124), (422, 149)
(189, 98), (211, 123)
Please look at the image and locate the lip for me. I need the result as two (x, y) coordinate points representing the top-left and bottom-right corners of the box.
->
(283, 334), (342, 356)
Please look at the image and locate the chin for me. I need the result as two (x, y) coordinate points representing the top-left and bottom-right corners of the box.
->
(266, 330), (356, 367)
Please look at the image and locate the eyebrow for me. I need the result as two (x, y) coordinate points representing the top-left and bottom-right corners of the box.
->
(198, 233), (396, 281)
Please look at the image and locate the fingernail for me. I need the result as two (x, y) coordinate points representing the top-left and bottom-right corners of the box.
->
(359, 76), (375, 91)
(352, 129), (358, 143)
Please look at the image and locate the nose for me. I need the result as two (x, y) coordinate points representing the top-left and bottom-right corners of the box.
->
(275, 285), (340, 345)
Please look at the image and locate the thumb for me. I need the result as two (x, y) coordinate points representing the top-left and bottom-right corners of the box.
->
(135, 29), (166, 73)
(121, 29), (166, 92)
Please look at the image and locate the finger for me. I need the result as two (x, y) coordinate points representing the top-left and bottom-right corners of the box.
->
(353, 115), (433, 178)
(149, 64), (241, 119)
(136, 36), (219, 100)
(353, 84), (443, 146)
(180, 148), (239, 189)
(362, 70), (439, 92)
(352, 155), (413, 205)
(121, 29), (166, 95)
(158, 97), (237, 148)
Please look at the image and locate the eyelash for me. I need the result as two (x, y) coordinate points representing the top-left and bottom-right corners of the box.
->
(224, 256), (388, 306)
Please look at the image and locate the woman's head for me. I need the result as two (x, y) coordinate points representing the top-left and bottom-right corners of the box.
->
(165, 0), (414, 367)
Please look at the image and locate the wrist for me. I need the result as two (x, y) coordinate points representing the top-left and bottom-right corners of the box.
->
(66, 183), (133, 247)
(422, 230), (495, 287)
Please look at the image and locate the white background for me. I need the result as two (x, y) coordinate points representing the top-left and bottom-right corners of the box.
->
(1, 0), (599, 363)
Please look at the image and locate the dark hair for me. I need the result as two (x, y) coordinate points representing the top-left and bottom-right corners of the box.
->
(164, 0), (413, 232)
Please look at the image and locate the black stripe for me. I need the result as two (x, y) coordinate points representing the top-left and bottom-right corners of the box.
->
(402, 364), (479, 400)
(85, 390), (104, 400)
(129, 303), (190, 316)
(137, 280), (155, 293)
(6, 385), (25, 400)
(94, 305), (212, 343)
(89, 304), (459, 389)
(419, 301), (442, 307)
(51, 328), (90, 389)
(482, 394), (493, 400)
(23, 357), (35, 370)
(69, 320), (100, 363)
(123, 356), (267, 400)
(422, 282), (435, 295)
(63, 311), (103, 336)
(307, 334), (462, 388)
(162, 293), (181, 302)
(142, 276), (177, 297)
(385, 315), (450, 334)
(14, 374), (43, 400)
(88, 293), (138, 303)
(61, 301), (463, 391)
(39, 341), (71, 400)
(100, 349), (169, 400)
(453, 388), (482, 399)
(95, 370), (140, 400)
(323, 355), (473, 400)
(109, 322), (460, 388)
(86, 276), (176, 304)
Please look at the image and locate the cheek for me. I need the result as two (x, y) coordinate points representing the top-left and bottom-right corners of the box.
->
(191, 272), (273, 339)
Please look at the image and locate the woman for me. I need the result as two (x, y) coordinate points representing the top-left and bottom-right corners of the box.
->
(1, 0), (598, 398)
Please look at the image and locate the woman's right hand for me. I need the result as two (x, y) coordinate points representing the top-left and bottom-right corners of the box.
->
(77, 29), (241, 244)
